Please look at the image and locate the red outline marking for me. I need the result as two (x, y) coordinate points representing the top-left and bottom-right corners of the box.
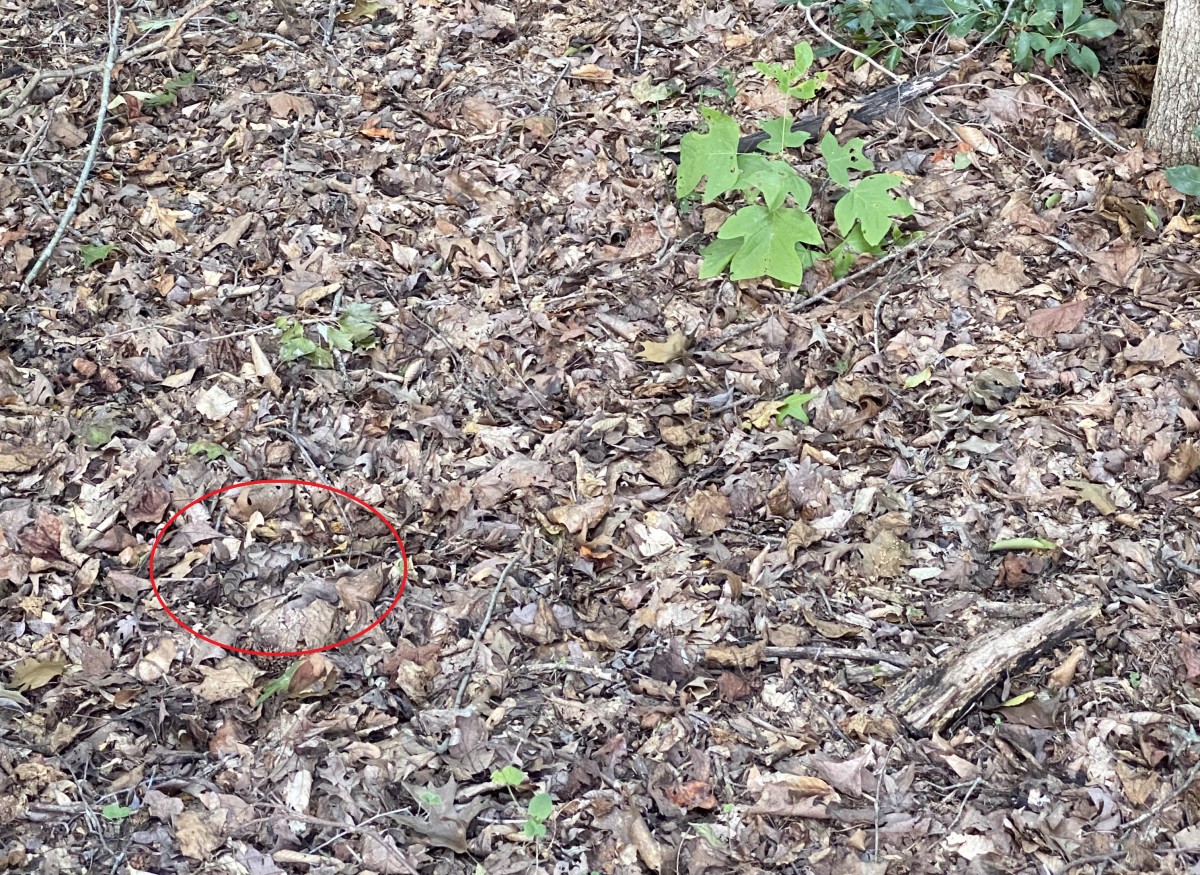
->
(149, 479), (408, 657)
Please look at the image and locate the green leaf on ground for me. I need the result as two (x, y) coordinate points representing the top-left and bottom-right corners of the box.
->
(757, 116), (810, 154)
(491, 766), (527, 787)
(676, 107), (742, 202)
(715, 203), (823, 285)
(777, 390), (818, 425)
(820, 133), (873, 187)
(80, 242), (118, 267)
(738, 161), (812, 211)
(834, 174), (914, 246)
(1165, 165), (1200, 197)
(527, 793), (553, 821)
(256, 661), (300, 706)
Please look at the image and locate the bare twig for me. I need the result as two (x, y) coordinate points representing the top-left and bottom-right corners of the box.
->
(323, 0), (339, 45)
(792, 207), (983, 313)
(630, 14), (643, 73)
(452, 549), (523, 710)
(21, 6), (123, 289)
(804, 4), (901, 84)
(1024, 72), (1125, 152)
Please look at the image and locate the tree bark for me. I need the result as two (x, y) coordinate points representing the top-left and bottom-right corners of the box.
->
(1146, 0), (1200, 164)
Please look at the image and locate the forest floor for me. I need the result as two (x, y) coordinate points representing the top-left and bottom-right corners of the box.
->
(2, 0), (1200, 872)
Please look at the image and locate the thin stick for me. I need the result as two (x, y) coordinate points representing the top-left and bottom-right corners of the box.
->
(791, 207), (982, 313)
(452, 550), (523, 710)
(323, 0), (339, 45)
(630, 15), (643, 73)
(804, 4), (901, 84)
(21, 6), (123, 289)
(1025, 72), (1125, 152)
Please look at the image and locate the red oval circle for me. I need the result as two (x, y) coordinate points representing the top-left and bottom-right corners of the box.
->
(150, 479), (408, 657)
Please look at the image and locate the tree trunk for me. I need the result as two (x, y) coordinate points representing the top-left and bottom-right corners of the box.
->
(1146, 0), (1200, 164)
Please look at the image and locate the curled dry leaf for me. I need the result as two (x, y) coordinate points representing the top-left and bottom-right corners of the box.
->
(287, 653), (341, 698)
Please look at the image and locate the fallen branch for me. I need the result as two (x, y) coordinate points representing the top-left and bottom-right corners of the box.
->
(885, 599), (1101, 735)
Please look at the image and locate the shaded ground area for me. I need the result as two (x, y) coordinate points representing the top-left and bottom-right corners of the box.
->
(3, 0), (1200, 872)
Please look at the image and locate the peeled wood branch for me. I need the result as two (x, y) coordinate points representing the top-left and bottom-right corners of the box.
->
(885, 599), (1101, 736)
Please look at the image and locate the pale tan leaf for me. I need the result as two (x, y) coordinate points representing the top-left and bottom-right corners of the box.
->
(637, 331), (689, 363)
(11, 657), (69, 691)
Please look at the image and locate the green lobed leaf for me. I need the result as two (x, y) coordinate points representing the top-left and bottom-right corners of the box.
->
(738, 161), (812, 211)
(323, 325), (353, 352)
(278, 333), (320, 363)
(833, 174), (914, 246)
(677, 108), (742, 202)
(80, 242), (118, 267)
(757, 117), (811, 154)
(717, 204), (823, 285)
(776, 390), (818, 425)
(820, 133), (873, 187)
(338, 302), (381, 346)
(188, 439), (231, 461)
(698, 236), (743, 279)
(523, 819), (548, 839)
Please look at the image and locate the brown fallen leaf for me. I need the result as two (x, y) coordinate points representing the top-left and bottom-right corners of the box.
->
(1167, 440), (1200, 484)
(0, 441), (46, 473)
(570, 63), (614, 83)
(685, 487), (731, 535)
(288, 653), (341, 699)
(205, 212), (257, 253)
(1180, 632), (1200, 682)
(396, 779), (487, 853)
(1026, 299), (1087, 338)
(266, 92), (314, 119)
(460, 96), (501, 132)
(1124, 333), (1189, 367)
(975, 251), (1028, 294)
(1047, 645), (1086, 691)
